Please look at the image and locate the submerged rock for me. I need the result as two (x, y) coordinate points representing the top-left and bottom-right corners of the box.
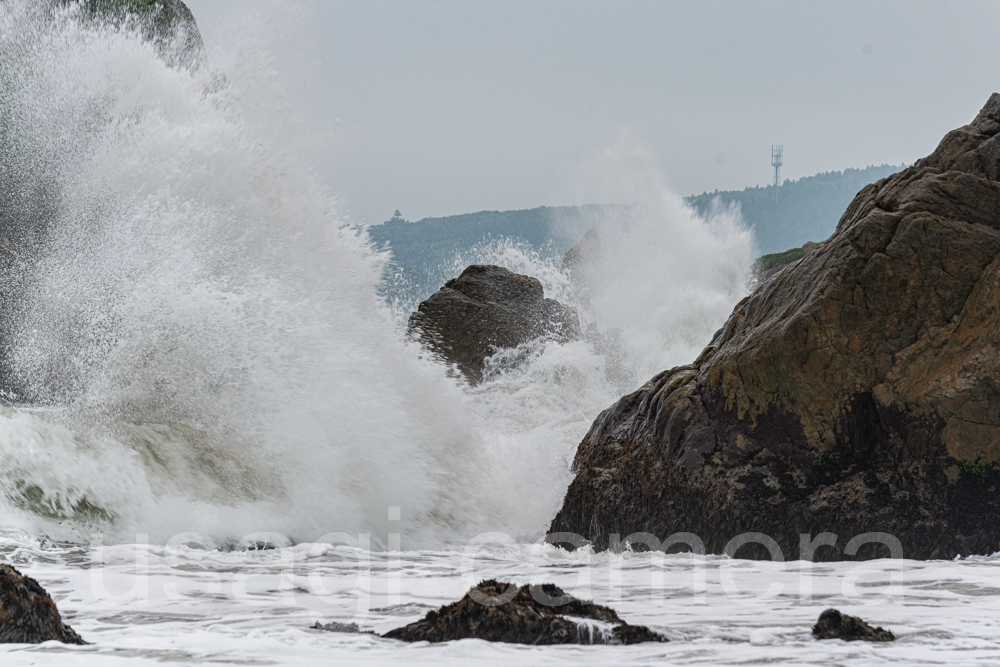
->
(408, 265), (580, 383)
(383, 579), (666, 645)
(551, 93), (1000, 560)
(0, 564), (86, 644)
(311, 620), (366, 634)
(812, 609), (895, 642)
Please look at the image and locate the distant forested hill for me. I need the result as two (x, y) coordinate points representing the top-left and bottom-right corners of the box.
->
(368, 164), (904, 308)
(367, 205), (608, 310)
(367, 205), (606, 270)
(687, 164), (903, 255)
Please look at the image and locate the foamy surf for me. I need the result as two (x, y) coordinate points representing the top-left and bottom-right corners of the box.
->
(5, 537), (1000, 665)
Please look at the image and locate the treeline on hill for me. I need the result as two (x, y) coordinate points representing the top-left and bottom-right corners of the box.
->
(368, 164), (903, 309)
(368, 206), (602, 270)
(686, 164), (903, 255)
(367, 205), (610, 310)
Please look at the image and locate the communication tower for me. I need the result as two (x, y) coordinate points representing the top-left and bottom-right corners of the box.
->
(771, 145), (783, 196)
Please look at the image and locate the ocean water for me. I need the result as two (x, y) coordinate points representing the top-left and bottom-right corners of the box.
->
(6, 535), (1000, 665)
(1, 2), (997, 665)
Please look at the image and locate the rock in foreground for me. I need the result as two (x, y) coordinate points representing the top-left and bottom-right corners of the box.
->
(551, 93), (1000, 560)
(0, 564), (86, 644)
(383, 579), (666, 645)
(408, 265), (580, 383)
(812, 609), (895, 642)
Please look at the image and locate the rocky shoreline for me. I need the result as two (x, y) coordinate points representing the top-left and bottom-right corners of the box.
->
(0, 0), (994, 654)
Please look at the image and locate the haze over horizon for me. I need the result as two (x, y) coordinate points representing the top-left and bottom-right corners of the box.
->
(186, 0), (1000, 225)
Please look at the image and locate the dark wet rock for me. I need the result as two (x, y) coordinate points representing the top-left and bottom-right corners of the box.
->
(408, 265), (580, 383)
(812, 608), (894, 642)
(0, 564), (86, 645)
(551, 93), (1000, 560)
(383, 579), (666, 645)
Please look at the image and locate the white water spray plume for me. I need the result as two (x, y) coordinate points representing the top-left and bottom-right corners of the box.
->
(0, 0), (753, 549)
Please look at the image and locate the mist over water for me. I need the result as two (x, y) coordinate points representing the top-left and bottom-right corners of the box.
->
(559, 190), (751, 384)
(0, 0), (753, 548)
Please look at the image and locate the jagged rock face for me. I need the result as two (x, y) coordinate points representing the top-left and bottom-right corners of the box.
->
(0, 564), (86, 644)
(408, 265), (580, 383)
(812, 609), (894, 642)
(551, 94), (1000, 560)
(383, 579), (666, 645)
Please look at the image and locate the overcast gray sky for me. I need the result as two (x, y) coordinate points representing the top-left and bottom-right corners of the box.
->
(186, 0), (1000, 225)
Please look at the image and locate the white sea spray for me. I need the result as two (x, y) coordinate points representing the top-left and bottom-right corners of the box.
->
(0, 0), (753, 547)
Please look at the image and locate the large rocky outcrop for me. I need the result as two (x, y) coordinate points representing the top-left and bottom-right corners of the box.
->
(408, 265), (580, 383)
(550, 94), (1000, 560)
(0, 564), (86, 644)
(383, 580), (666, 645)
